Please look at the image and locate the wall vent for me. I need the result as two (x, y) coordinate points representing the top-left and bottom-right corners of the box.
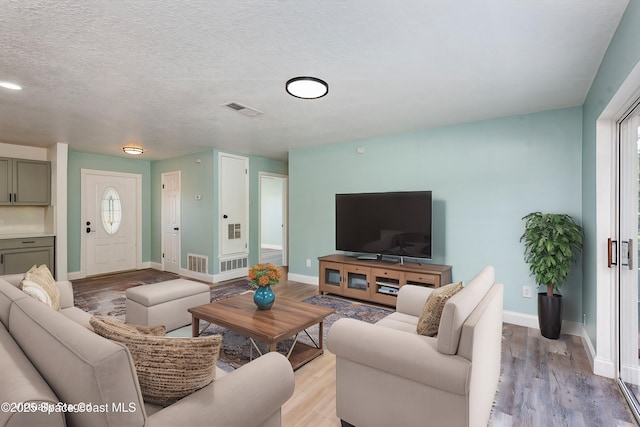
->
(222, 102), (263, 117)
(220, 256), (248, 272)
(187, 253), (208, 274)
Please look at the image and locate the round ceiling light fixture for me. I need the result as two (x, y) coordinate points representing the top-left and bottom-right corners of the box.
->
(0, 81), (22, 90)
(122, 145), (144, 155)
(286, 76), (328, 99)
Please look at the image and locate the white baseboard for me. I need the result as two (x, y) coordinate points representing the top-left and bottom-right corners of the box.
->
(261, 244), (283, 250)
(67, 271), (84, 280)
(502, 310), (583, 337)
(148, 262), (163, 270)
(213, 268), (248, 284)
(288, 272), (318, 286)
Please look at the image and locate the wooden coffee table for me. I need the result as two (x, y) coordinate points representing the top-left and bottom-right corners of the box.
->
(188, 293), (335, 370)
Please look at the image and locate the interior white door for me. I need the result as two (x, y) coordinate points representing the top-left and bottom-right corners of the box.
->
(162, 171), (181, 274)
(618, 102), (640, 404)
(84, 171), (139, 276)
(219, 153), (248, 258)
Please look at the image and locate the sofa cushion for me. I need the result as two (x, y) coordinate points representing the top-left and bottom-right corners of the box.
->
(23, 265), (60, 311)
(416, 281), (463, 336)
(437, 266), (495, 355)
(0, 324), (65, 427)
(9, 297), (146, 427)
(0, 279), (29, 327)
(376, 312), (420, 333)
(90, 316), (222, 406)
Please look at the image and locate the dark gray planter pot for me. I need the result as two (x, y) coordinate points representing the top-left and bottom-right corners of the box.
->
(538, 293), (562, 339)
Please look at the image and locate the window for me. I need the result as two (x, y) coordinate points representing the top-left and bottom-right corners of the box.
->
(101, 187), (122, 234)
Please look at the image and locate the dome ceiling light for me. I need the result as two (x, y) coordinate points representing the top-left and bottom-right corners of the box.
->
(122, 145), (144, 155)
(286, 76), (328, 99)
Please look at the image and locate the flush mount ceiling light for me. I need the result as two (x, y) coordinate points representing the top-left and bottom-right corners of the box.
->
(122, 145), (144, 155)
(0, 81), (22, 90)
(286, 76), (328, 99)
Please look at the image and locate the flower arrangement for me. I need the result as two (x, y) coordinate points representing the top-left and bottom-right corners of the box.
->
(248, 263), (282, 287)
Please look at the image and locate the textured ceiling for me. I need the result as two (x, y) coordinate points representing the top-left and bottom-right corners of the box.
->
(0, 0), (629, 161)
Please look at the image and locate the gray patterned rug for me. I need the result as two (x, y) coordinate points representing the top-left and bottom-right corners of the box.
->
(74, 277), (392, 371)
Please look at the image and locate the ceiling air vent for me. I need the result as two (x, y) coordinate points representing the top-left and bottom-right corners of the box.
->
(222, 102), (263, 117)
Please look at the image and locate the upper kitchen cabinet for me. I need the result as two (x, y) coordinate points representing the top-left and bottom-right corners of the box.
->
(0, 157), (51, 206)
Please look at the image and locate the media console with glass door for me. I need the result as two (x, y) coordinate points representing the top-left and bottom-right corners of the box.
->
(318, 254), (452, 307)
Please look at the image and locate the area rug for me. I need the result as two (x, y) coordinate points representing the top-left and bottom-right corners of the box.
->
(73, 276), (392, 370)
(198, 294), (393, 369)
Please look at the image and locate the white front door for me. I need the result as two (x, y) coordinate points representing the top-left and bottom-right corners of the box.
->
(162, 171), (181, 274)
(218, 153), (249, 276)
(82, 170), (141, 277)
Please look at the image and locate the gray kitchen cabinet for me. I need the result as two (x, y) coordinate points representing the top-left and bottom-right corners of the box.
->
(0, 237), (55, 275)
(0, 157), (51, 206)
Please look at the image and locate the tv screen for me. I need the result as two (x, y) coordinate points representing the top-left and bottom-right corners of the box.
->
(335, 191), (432, 259)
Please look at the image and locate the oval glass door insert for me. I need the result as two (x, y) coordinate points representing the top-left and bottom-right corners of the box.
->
(101, 187), (122, 234)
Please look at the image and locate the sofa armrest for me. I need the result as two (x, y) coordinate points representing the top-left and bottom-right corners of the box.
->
(56, 281), (74, 309)
(395, 285), (433, 317)
(147, 352), (295, 427)
(327, 318), (471, 395)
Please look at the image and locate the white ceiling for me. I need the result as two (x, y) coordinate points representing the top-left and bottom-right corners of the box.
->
(0, 0), (629, 161)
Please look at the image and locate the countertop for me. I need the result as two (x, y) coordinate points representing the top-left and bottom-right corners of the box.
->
(0, 233), (56, 240)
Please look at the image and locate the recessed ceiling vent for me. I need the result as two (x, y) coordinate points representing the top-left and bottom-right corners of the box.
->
(222, 102), (263, 117)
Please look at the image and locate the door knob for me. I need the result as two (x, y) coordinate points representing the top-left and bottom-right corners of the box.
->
(223, 214), (228, 219)
(174, 227), (180, 231)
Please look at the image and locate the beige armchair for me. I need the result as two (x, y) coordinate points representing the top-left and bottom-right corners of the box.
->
(327, 266), (503, 427)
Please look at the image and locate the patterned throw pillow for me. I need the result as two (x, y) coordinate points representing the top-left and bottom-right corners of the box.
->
(90, 316), (222, 406)
(23, 264), (60, 311)
(416, 281), (464, 337)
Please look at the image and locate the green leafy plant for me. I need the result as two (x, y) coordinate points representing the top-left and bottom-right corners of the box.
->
(520, 212), (583, 297)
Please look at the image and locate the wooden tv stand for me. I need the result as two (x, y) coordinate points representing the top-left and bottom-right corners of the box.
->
(318, 254), (452, 307)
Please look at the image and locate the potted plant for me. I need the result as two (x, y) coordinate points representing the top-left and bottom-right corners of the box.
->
(520, 212), (583, 339)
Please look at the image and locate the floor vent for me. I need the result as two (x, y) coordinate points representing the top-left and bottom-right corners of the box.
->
(220, 256), (248, 272)
(187, 253), (208, 274)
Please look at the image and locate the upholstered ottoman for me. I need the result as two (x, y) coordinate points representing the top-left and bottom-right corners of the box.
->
(125, 279), (210, 331)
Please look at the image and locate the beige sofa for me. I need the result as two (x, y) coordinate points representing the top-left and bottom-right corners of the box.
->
(327, 266), (503, 427)
(0, 273), (295, 427)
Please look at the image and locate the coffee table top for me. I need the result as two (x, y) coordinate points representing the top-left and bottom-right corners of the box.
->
(188, 293), (335, 344)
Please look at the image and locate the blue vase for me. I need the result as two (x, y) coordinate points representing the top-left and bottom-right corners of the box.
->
(253, 286), (275, 310)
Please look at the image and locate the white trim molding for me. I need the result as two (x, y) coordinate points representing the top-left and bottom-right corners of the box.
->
(288, 272), (318, 286)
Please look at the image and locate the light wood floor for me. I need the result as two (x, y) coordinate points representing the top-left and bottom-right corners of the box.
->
(73, 269), (637, 426)
(272, 278), (637, 427)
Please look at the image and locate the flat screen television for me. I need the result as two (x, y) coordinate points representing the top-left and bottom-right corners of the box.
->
(335, 191), (432, 260)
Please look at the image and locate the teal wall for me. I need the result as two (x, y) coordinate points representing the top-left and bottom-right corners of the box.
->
(150, 151), (216, 272)
(69, 149), (285, 276)
(216, 150), (287, 271)
(67, 151), (152, 273)
(582, 0), (640, 349)
(149, 149), (287, 274)
(289, 107), (583, 321)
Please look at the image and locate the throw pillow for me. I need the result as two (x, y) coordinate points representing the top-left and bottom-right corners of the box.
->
(24, 264), (60, 311)
(416, 281), (464, 337)
(90, 316), (222, 406)
(89, 316), (166, 336)
(19, 278), (53, 307)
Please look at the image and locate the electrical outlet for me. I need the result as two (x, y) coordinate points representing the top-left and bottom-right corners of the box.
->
(306, 259), (311, 267)
(522, 285), (532, 298)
